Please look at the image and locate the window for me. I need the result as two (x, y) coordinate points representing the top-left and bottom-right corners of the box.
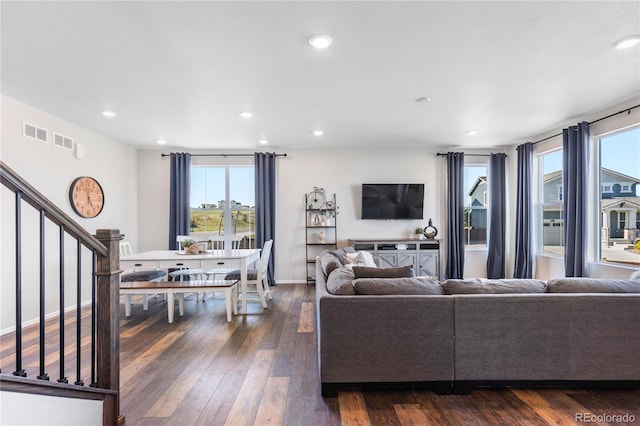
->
(463, 164), (488, 247)
(599, 126), (640, 266)
(190, 165), (255, 248)
(538, 149), (564, 255)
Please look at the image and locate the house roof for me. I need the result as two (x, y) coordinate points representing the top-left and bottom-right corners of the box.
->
(601, 197), (640, 209)
(543, 168), (640, 185)
(468, 176), (487, 197)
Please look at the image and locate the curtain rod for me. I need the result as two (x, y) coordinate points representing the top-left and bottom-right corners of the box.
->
(436, 153), (501, 157)
(161, 152), (287, 158)
(532, 104), (639, 145)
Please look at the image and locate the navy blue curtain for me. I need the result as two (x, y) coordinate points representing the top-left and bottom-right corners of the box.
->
(168, 153), (191, 249)
(254, 152), (276, 285)
(486, 153), (506, 278)
(563, 122), (590, 277)
(513, 142), (534, 278)
(446, 152), (465, 279)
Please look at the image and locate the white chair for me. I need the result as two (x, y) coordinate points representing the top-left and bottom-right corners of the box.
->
(119, 241), (133, 258)
(225, 239), (273, 309)
(203, 235), (243, 280)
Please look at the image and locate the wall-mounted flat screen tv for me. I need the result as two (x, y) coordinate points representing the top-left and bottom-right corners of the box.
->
(361, 183), (424, 220)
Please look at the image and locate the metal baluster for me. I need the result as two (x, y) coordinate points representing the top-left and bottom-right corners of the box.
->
(13, 191), (26, 377)
(75, 239), (84, 386)
(58, 224), (68, 383)
(37, 209), (49, 381)
(90, 251), (97, 387)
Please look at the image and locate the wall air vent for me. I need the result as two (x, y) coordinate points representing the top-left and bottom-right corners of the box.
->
(54, 133), (73, 150)
(23, 121), (48, 143)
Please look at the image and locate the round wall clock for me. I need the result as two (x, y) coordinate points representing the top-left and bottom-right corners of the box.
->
(69, 176), (104, 218)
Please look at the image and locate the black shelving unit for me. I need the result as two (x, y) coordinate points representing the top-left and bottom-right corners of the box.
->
(305, 191), (337, 285)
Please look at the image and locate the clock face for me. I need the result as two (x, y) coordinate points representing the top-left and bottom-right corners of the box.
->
(69, 176), (104, 218)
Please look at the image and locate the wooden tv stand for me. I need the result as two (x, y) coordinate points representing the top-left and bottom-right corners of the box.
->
(348, 238), (441, 279)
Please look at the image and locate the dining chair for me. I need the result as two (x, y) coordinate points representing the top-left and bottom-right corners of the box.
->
(203, 235), (243, 280)
(225, 239), (273, 309)
(168, 236), (205, 305)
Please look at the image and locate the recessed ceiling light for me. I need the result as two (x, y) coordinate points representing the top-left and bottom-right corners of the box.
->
(312, 130), (324, 136)
(239, 111), (253, 118)
(157, 140), (166, 145)
(259, 139), (268, 145)
(308, 34), (333, 49)
(415, 97), (431, 103)
(615, 35), (640, 49)
(102, 110), (116, 118)
(466, 130), (478, 136)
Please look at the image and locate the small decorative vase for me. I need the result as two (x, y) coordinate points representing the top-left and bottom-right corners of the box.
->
(424, 218), (438, 239)
(318, 231), (325, 243)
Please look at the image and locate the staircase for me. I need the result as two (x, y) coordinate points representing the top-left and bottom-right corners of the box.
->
(0, 161), (123, 425)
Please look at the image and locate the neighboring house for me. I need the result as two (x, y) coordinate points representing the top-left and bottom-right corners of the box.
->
(543, 168), (640, 244)
(466, 176), (488, 244)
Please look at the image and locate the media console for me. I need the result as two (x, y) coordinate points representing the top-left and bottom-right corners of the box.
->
(348, 238), (441, 279)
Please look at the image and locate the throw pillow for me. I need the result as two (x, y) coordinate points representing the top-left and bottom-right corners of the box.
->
(352, 265), (415, 279)
(353, 277), (443, 295)
(325, 267), (356, 295)
(442, 278), (547, 294)
(341, 251), (377, 268)
(630, 269), (640, 280)
(319, 251), (342, 277)
(547, 277), (640, 293)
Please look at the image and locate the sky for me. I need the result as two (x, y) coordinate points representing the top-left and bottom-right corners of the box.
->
(190, 166), (255, 208)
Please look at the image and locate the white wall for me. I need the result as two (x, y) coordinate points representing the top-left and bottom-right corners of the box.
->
(1, 95), (138, 330)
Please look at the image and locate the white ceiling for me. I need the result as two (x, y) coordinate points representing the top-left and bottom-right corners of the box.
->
(2, 1), (639, 151)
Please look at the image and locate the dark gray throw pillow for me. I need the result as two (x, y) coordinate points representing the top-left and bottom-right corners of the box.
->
(442, 278), (547, 294)
(352, 265), (415, 279)
(319, 251), (342, 277)
(353, 277), (443, 295)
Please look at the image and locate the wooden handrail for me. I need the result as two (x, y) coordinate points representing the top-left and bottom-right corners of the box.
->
(0, 160), (107, 256)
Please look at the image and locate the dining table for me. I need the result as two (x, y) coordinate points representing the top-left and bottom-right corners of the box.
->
(120, 248), (261, 314)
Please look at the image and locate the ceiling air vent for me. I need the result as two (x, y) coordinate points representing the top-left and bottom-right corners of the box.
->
(54, 133), (73, 150)
(23, 121), (48, 143)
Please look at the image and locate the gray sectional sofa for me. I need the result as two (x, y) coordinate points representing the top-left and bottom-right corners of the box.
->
(315, 249), (640, 396)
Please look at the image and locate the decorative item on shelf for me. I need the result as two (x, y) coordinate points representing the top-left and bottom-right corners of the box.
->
(424, 218), (438, 239)
(307, 186), (327, 210)
(313, 213), (321, 225)
(318, 231), (325, 243)
(181, 239), (200, 254)
(414, 227), (425, 240)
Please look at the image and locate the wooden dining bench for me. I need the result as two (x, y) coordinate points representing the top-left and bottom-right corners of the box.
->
(120, 280), (238, 322)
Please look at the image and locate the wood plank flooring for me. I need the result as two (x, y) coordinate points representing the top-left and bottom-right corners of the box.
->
(2, 284), (640, 425)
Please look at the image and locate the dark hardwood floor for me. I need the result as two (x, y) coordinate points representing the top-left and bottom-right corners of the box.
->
(2, 284), (639, 425)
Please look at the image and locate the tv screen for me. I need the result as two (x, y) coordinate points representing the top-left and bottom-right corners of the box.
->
(361, 183), (424, 220)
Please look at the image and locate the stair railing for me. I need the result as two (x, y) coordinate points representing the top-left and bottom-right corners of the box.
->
(0, 161), (123, 425)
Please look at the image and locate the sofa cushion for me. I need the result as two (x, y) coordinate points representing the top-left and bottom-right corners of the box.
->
(121, 269), (166, 282)
(353, 276), (443, 295)
(325, 267), (356, 295)
(547, 277), (640, 293)
(442, 278), (547, 294)
(319, 251), (343, 277)
(630, 269), (640, 280)
(341, 251), (377, 268)
(352, 265), (415, 279)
